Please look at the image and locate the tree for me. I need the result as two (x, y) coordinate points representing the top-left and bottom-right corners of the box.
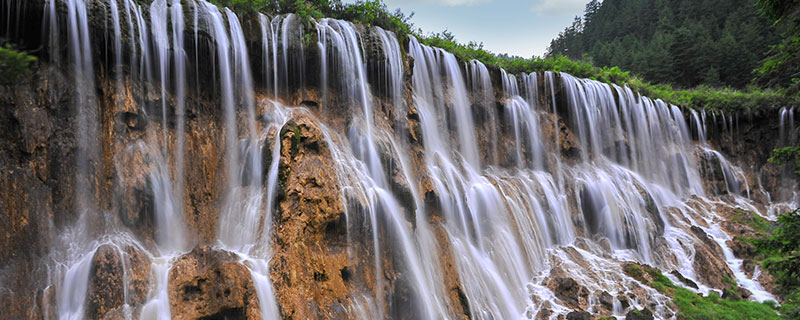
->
(547, 0), (779, 89)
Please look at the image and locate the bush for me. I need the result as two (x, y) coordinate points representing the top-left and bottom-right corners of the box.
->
(0, 44), (36, 82)
(769, 147), (800, 174)
(755, 209), (800, 293)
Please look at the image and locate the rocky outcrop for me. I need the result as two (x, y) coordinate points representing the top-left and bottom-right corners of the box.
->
(168, 246), (260, 320)
(625, 308), (654, 320)
(566, 310), (593, 320)
(689, 226), (737, 291)
(549, 276), (589, 311)
(270, 114), (354, 318)
(87, 244), (152, 319)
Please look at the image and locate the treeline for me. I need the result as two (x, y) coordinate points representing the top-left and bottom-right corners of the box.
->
(548, 0), (780, 89)
(754, 0), (800, 95)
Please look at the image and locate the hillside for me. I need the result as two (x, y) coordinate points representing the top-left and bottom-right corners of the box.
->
(548, 0), (779, 89)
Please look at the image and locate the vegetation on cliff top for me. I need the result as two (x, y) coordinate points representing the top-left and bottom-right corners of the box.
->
(208, 0), (798, 112)
(208, 0), (414, 36)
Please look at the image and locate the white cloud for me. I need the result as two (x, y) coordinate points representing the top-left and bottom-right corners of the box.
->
(384, 0), (490, 7)
(531, 0), (587, 15)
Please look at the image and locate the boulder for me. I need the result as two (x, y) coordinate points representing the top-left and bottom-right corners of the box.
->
(86, 244), (151, 319)
(670, 270), (699, 289)
(549, 277), (589, 310)
(598, 291), (614, 311)
(168, 246), (260, 320)
(566, 310), (593, 320)
(625, 308), (654, 320)
(87, 246), (125, 319)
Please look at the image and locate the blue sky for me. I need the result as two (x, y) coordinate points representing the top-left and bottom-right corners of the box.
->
(381, 0), (589, 57)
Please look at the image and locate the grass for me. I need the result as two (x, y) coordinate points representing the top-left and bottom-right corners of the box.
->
(730, 209), (773, 234)
(672, 288), (780, 320)
(622, 263), (781, 320)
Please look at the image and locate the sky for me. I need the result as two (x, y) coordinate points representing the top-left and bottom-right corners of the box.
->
(380, 0), (589, 57)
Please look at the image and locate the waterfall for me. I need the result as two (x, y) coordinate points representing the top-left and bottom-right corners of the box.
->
(502, 70), (546, 170)
(4, 1), (797, 319)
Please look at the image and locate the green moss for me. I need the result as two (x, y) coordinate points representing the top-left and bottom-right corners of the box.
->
(624, 263), (643, 279)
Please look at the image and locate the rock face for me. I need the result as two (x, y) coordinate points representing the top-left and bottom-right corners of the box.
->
(270, 115), (354, 319)
(168, 246), (260, 320)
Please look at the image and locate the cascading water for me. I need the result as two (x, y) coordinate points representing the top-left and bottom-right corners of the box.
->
(5, 0), (799, 319)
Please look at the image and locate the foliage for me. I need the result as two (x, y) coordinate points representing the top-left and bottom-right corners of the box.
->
(768, 147), (800, 173)
(754, 209), (800, 293)
(749, 208), (800, 319)
(208, 0), (414, 36)
(0, 44), (36, 82)
(547, 0), (780, 89)
(755, 0), (800, 96)
(777, 290), (800, 319)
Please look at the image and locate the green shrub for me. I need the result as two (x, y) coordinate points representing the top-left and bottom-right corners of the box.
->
(755, 209), (800, 293)
(769, 147), (800, 174)
(0, 44), (36, 82)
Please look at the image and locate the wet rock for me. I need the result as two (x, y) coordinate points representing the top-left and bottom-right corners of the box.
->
(625, 308), (654, 320)
(727, 237), (756, 260)
(722, 286), (752, 301)
(696, 149), (728, 196)
(566, 310), (592, 320)
(168, 246), (260, 320)
(86, 244), (151, 319)
(14, 106), (52, 154)
(742, 259), (757, 277)
(598, 291), (614, 310)
(670, 270), (699, 289)
(690, 227), (737, 290)
(550, 277), (589, 310)
(271, 115), (355, 319)
(432, 223), (471, 319)
(87, 246), (125, 319)
(124, 245), (152, 307)
(0, 168), (52, 266)
(617, 294), (631, 310)
(113, 146), (155, 244)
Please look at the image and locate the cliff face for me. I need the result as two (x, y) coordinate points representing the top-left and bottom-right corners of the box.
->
(1, 0), (798, 319)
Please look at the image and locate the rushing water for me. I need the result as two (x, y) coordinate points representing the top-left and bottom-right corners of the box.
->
(5, 0), (798, 319)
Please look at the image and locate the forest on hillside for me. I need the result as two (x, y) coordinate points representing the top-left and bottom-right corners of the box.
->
(547, 0), (781, 89)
